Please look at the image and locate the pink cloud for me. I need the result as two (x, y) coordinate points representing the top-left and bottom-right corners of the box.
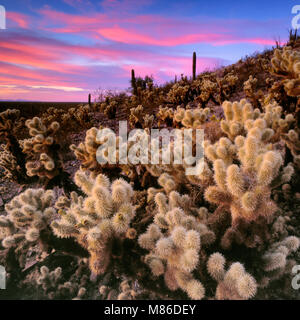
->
(39, 9), (276, 47)
(6, 12), (30, 29)
(97, 26), (224, 46)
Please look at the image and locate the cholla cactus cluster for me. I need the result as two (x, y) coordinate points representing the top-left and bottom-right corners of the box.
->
(0, 144), (19, 180)
(129, 105), (154, 129)
(174, 106), (210, 128)
(70, 126), (144, 183)
(139, 191), (215, 299)
(281, 127), (300, 169)
(167, 83), (190, 104)
(22, 117), (61, 179)
(104, 101), (118, 119)
(35, 266), (87, 300)
(156, 106), (174, 127)
(216, 71), (238, 102)
(41, 107), (71, 127)
(0, 188), (55, 249)
(198, 78), (217, 105)
(0, 109), (28, 182)
(51, 170), (136, 275)
(0, 41), (299, 300)
(262, 236), (299, 278)
(271, 46), (300, 96)
(0, 109), (20, 136)
(207, 253), (257, 300)
(70, 127), (107, 173)
(205, 99), (295, 248)
(243, 75), (263, 108)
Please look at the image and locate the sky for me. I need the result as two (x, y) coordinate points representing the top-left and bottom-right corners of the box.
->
(0, 0), (298, 101)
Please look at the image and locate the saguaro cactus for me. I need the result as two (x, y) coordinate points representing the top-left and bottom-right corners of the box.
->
(88, 93), (91, 106)
(131, 69), (138, 95)
(193, 52), (197, 80)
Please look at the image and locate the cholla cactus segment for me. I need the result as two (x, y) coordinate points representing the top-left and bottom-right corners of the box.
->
(0, 188), (55, 248)
(22, 117), (61, 179)
(51, 170), (135, 275)
(139, 191), (215, 299)
(207, 255), (257, 300)
(207, 252), (226, 281)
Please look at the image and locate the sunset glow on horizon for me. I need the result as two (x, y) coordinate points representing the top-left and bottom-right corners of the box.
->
(0, 0), (295, 101)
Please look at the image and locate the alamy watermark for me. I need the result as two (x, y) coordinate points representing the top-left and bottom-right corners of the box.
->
(95, 121), (205, 176)
(0, 5), (5, 30)
(292, 265), (300, 290)
(0, 265), (6, 289)
(292, 5), (300, 30)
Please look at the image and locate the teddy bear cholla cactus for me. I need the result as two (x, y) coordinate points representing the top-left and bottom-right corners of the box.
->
(22, 117), (60, 179)
(221, 99), (295, 142)
(70, 127), (124, 177)
(129, 105), (143, 128)
(0, 188), (55, 249)
(205, 101), (294, 247)
(143, 128), (207, 187)
(220, 99), (267, 140)
(271, 46), (300, 97)
(199, 78), (218, 105)
(51, 170), (135, 275)
(139, 191), (215, 300)
(207, 253), (257, 300)
(281, 128), (300, 168)
(70, 127), (106, 173)
(129, 105), (154, 129)
(261, 236), (299, 282)
(117, 279), (140, 300)
(0, 144), (19, 180)
(173, 107), (210, 128)
(243, 76), (263, 108)
(0, 109), (20, 136)
(36, 266), (87, 300)
(0, 109), (28, 182)
(156, 106), (174, 127)
(216, 71), (238, 103)
(147, 173), (178, 202)
(167, 83), (190, 104)
(205, 128), (293, 223)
